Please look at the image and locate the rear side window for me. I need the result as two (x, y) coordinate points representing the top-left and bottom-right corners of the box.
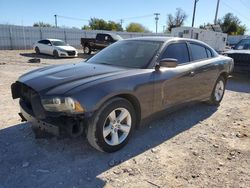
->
(162, 43), (190, 64)
(96, 34), (105, 41)
(38, 40), (46, 44)
(190, 43), (208, 61)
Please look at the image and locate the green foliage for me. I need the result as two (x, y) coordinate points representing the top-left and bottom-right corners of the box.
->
(33, 22), (52, 27)
(126, 22), (150, 33)
(82, 18), (123, 31)
(167, 8), (187, 32)
(218, 13), (246, 35)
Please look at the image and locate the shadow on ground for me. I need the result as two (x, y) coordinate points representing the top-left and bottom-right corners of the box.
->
(226, 75), (250, 93)
(19, 52), (92, 60)
(0, 103), (217, 188)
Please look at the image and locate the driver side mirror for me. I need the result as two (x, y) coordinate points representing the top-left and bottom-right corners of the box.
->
(155, 58), (178, 70)
(48, 43), (52, 46)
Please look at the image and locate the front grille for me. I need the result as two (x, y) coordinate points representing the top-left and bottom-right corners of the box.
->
(17, 82), (46, 119)
(227, 53), (250, 67)
(67, 51), (76, 56)
(20, 83), (36, 111)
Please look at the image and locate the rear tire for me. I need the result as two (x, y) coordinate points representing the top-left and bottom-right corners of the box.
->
(53, 50), (59, 58)
(83, 45), (91, 55)
(35, 47), (40, 55)
(207, 76), (226, 105)
(87, 98), (136, 152)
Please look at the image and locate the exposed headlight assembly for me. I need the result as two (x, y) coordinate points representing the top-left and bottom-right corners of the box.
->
(42, 97), (84, 113)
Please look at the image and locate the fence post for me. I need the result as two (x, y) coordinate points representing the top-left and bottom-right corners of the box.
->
(9, 26), (13, 50)
(22, 25), (27, 50)
(39, 27), (42, 39)
(64, 29), (67, 43)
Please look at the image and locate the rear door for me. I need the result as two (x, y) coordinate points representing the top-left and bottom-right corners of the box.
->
(188, 42), (219, 100)
(153, 42), (197, 111)
(37, 40), (46, 53)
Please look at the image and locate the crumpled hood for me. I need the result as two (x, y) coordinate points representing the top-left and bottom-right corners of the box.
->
(56, 45), (77, 51)
(19, 62), (128, 94)
(225, 49), (250, 54)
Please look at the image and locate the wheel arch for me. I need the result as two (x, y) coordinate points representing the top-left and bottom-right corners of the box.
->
(219, 71), (229, 82)
(97, 93), (142, 128)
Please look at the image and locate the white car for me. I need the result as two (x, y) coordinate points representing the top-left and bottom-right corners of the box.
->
(33, 39), (78, 58)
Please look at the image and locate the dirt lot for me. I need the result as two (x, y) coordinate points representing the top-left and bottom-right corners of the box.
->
(0, 50), (249, 188)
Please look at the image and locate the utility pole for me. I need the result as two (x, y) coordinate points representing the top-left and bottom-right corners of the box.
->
(154, 13), (160, 33)
(54, 14), (58, 28)
(120, 19), (124, 29)
(214, 0), (221, 24)
(163, 25), (166, 33)
(192, 0), (199, 27)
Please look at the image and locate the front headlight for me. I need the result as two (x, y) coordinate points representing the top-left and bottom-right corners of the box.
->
(57, 48), (66, 52)
(41, 97), (84, 113)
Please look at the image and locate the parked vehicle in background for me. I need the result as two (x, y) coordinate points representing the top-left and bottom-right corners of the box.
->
(81, 33), (122, 54)
(12, 37), (234, 152)
(223, 38), (250, 74)
(34, 39), (78, 58)
(171, 26), (228, 53)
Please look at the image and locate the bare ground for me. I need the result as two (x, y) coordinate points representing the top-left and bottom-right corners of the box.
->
(0, 50), (249, 188)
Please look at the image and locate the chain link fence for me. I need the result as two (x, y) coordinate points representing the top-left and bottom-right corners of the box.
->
(0, 24), (170, 50)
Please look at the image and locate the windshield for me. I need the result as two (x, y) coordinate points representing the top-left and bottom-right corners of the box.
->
(51, 40), (67, 46)
(111, 34), (123, 41)
(86, 40), (163, 68)
(235, 39), (250, 50)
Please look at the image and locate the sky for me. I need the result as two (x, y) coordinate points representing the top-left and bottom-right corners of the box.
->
(0, 0), (250, 34)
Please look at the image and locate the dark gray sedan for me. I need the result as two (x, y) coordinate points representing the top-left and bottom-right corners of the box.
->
(11, 37), (234, 152)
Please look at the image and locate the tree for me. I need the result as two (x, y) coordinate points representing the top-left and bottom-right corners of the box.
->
(167, 8), (187, 32)
(33, 22), (52, 27)
(218, 13), (246, 35)
(82, 18), (123, 31)
(126, 23), (149, 33)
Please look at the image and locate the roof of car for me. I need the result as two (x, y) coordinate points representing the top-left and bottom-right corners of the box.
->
(125, 36), (204, 43)
(126, 36), (214, 47)
(46, 39), (63, 41)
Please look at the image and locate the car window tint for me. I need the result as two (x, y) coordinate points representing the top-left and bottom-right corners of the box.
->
(206, 48), (213, 58)
(190, 43), (208, 61)
(96, 34), (105, 41)
(38, 40), (44, 44)
(43, 40), (50, 45)
(162, 43), (190, 64)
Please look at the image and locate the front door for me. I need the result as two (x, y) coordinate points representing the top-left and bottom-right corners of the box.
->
(153, 42), (197, 112)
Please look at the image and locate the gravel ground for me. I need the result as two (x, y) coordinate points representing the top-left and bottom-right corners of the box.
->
(0, 50), (249, 188)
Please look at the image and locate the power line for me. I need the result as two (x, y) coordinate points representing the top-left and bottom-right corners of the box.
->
(221, 0), (250, 22)
(239, 0), (250, 10)
(56, 15), (89, 22)
(120, 14), (154, 21)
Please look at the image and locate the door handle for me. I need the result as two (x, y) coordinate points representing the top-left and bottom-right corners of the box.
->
(190, 71), (195, 77)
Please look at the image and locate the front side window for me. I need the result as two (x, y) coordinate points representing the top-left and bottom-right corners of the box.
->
(87, 40), (163, 68)
(235, 39), (250, 50)
(161, 43), (190, 64)
(51, 40), (66, 46)
(190, 43), (208, 61)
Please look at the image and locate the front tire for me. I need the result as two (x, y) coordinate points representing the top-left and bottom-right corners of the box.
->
(208, 76), (226, 105)
(53, 50), (59, 58)
(87, 98), (136, 152)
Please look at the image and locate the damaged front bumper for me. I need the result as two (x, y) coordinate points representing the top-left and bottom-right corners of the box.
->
(19, 100), (60, 136)
(12, 82), (86, 138)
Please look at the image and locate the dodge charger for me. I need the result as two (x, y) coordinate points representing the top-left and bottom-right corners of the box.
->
(11, 37), (234, 152)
